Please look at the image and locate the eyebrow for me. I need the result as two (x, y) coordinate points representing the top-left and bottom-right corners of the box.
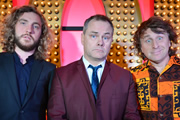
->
(18, 18), (41, 26)
(142, 34), (150, 39)
(90, 31), (98, 34)
(90, 31), (111, 35)
(19, 19), (28, 22)
(104, 32), (111, 35)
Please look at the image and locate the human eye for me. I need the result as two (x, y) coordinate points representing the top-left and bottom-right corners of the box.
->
(103, 36), (110, 41)
(19, 21), (26, 25)
(90, 34), (97, 39)
(157, 36), (163, 40)
(33, 24), (40, 29)
(146, 39), (151, 43)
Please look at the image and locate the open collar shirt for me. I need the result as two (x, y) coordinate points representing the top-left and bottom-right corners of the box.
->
(131, 56), (180, 120)
(13, 52), (34, 104)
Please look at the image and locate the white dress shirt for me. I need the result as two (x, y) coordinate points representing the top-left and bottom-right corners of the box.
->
(82, 56), (105, 84)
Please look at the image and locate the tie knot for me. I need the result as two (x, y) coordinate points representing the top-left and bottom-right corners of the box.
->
(89, 65), (102, 71)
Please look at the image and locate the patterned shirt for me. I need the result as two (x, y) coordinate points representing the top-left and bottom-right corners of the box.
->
(131, 56), (180, 120)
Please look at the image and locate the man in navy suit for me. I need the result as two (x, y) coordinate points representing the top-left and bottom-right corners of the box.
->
(0, 6), (55, 120)
(48, 15), (140, 120)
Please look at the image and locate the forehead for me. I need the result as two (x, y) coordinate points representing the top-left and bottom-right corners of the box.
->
(142, 28), (168, 37)
(86, 19), (113, 34)
(18, 12), (42, 26)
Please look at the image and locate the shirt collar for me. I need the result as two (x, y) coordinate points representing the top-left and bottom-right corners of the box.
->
(170, 55), (180, 66)
(82, 56), (106, 70)
(138, 55), (180, 72)
(13, 52), (34, 65)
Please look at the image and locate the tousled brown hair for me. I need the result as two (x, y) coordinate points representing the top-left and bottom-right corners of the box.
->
(0, 5), (54, 60)
(133, 16), (177, 59)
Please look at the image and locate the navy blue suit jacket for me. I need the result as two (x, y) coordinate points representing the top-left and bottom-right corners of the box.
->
(0, 52), (55, 120)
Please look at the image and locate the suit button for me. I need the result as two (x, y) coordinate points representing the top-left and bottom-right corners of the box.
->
(96, 100), (101, 106)
(20, 110), (24, 114)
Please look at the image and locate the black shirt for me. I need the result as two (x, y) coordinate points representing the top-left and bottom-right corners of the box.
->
(13, 52), (34, 104)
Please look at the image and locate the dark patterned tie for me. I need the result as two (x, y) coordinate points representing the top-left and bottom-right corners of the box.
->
(89, 64), (102, 99)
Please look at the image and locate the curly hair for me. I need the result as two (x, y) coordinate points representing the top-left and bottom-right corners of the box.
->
(0, 5), (54, 60)
(133, 16), (177, 59)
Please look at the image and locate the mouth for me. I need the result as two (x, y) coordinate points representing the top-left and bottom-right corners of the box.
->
(23, 36), (31, 40)
(21, 34), (33, 41)
(93, 48), (104, 52)
(152, 50), (162, 55)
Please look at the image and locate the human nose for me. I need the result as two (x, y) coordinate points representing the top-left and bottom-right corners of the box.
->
(26, 25), (33, 34)
(97, 36), (104, 46)
(152, 40), (159, 48)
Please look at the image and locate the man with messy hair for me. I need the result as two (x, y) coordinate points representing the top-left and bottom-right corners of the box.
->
(0, 5), (55, 120)
(131, 16), (179, 119)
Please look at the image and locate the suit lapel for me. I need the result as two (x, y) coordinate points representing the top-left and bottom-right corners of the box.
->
(22, 60), (43, 106)
(98, 61), (110, 95)
(77, 59), (96, 116)
(4, 53), (21, 106)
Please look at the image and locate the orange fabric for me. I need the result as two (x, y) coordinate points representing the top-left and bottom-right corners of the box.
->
(159, 81), (173, 95)
(174, 118), (180, 120)
(150, 97), (158, 111)
(133, 70), (149, 79)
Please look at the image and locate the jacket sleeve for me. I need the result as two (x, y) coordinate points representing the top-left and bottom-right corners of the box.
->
(124, 72), (141, 120)
(47, 70), (68, 120)
(48, 69), (55, 97)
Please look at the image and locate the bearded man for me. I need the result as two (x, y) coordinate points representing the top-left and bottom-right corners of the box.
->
(0, 5), (55, 120)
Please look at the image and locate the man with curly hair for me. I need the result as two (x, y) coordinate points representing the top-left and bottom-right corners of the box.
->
(131, 16), (180, 119)
(0, 5), (55, 120)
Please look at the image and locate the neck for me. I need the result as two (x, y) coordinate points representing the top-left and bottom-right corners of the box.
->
(90, 61), (102, 66)
(15, 47), (35, 64)
(84, 56), (105, 66)
(150, 56), (170, 74)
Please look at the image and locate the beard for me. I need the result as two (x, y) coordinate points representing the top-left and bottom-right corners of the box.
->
(15, 34), (39, 52)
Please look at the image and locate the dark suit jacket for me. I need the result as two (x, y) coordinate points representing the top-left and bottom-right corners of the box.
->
(0, 52), (56, 120)
(48, 59), (140, 120)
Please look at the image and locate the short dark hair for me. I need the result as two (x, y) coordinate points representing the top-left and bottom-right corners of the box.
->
(133, 16), (177, 59)
(0, 5), (54, 60)
(83, 14), (114, 35)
